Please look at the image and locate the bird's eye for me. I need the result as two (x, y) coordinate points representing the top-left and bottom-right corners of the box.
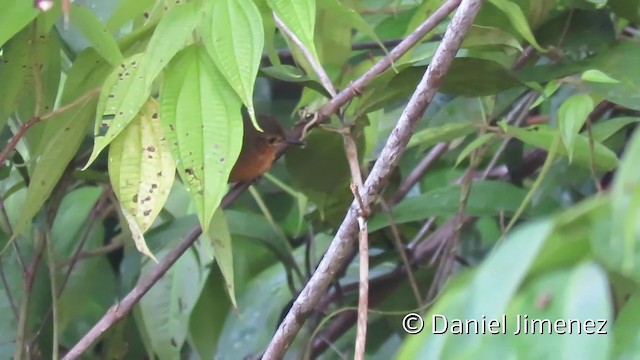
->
(267, 136), (278, 145)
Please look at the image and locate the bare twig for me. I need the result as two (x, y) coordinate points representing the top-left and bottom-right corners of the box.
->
(0, 87), (101, 167)
(0, 258), (18, 321)
(14, 233), (46, 360)
(273, 14), (337, 97)
(350, 184), (368, 360)
(56, 238), (123, 268)
(263, 1), (481, 357)
(379, 200), (422, 305)
(390, 142), (449, 204)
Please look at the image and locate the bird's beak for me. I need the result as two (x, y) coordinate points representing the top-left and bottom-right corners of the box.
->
(286, 139), (305, 146)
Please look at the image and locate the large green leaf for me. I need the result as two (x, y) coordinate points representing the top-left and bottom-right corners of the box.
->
(70, 3), (124, 66)
(85, 53), (150, 168)
(487, 0), (545, 51)
(369, 181), (558, 231)
(587, 42), (640, 110)
(207, 208), (237, 306)
(14, 99), (97, 237)
(160, 45), (243, 232)
(0, 28), (33, 131)
(267, 0), (319, 64)
(137, 229), (211, 359)
(203, 0), (264, 129)
(613, 292), (640, 358)
(557, 93), (595, 162)
(0, 0), (38, 48)
(142, 2), (199, 90)
(596, 127), (640, 281)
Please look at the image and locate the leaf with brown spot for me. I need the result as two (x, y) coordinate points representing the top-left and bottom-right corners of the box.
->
(108, 98), (175, 261)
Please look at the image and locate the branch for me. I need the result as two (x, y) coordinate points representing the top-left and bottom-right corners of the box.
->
(61, 227), (202, 359)
(63, 0), (464, 355)
(263, 0), (481, 357)
(0, 88), (100, 167)
(273, 14), (337, 97)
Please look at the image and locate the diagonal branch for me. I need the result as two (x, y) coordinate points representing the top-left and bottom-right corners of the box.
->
(62, 1), (465, 356)
(262, 0), (482, 357)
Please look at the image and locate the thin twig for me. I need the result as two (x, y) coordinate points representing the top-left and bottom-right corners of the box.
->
(14, 233), (46, 360)
(273, 14), (337, 97)
(350, 184), (368, 360)
(0, 258), (18, 321)
(390, 142), (449, 204)
(379, 200), (422, 305)
(0, 87), (101, 167)
(56, 238), (124, 268)
(263, 1), (480, 357)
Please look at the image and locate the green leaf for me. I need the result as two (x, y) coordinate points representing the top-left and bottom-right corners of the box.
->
(529, 80), (560, 110)
(506, 262), (611, 359)
(109, 98), (175, 261)
(318, 0), (389, 59)
(203, 0), (264, 130)
(557, 93), (595, 162)
(0, 28), (32, 130)
(586, 42), (640, 110)
(142, 2), (199, 90)
(160, 45), (243, 232)
(259, 65), (330, 97)
(137, 229), (211, 358)
(462, 25), (523, 51)
(408, 123), (476, 150)
(456, 133), (495, 166)
(440, 57), (523, 96)
(207, 209), (236, 307)
(603, 127), (640, 280)
(443, 219), (553, 358)
(13, 99), (97, 237)
(369, 181), (558, 231)
(591, 117), (640, 143)
(581, 69), (620, 84)
(0, 0), (38, 48)
(487, 0), (545, 52)
(85, 53), (149, 169)
(267, 0), (319, 63)
(613, 292), (640, 358)
(106, 0), (155, 32)
(70, 3), (124, 66)
(504, 124), (618, 171)
(557, 262), (612, 359)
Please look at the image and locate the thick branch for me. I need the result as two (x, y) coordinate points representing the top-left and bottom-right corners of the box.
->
(61, 228), (202, 360)
(63, 1), (465, 356)
(262, 1), (482, 358)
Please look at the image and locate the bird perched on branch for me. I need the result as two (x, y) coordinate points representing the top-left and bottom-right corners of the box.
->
(229, 115), (302, 183)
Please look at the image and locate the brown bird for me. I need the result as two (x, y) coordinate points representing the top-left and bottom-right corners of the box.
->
(228, 115), (300, 183)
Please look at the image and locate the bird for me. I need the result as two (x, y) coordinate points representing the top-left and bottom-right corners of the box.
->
(228, 115), (301, 183)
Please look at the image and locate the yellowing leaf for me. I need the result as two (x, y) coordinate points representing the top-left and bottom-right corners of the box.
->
(108, 98), (175, 260)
